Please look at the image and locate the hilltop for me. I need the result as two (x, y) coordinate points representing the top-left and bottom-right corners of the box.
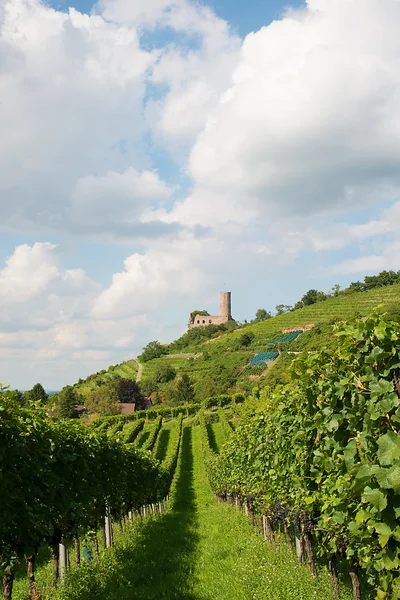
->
(71, 282), (400, 407)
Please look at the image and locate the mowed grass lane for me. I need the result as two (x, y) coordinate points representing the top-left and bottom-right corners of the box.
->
(52, 425), (351, 600)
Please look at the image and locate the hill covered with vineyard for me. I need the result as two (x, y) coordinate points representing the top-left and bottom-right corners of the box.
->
(71, 282), (400, 407)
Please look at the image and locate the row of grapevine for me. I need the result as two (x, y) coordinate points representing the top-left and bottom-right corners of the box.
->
(206, 312), (400, 600)
(91, 402), (201, 429)
(202, 393), (245, 409)
(142, 416), (163, 451)
(120, 418), (145, 443)
(159, 414), (184, 491)
(217, 408), (234, 440)
(0, 392), (181, 600)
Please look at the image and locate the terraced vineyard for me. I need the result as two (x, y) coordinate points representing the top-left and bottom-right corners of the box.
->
(73, 359), (139, 397)
(8, 407), (353, 600)
(68, 285), (400, 405)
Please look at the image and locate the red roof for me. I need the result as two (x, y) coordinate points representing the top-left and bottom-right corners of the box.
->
(120, 403), (135, 414)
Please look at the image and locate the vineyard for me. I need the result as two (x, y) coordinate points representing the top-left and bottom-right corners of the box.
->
(4, 288), (400, 598)
(71, 283), (400, 404)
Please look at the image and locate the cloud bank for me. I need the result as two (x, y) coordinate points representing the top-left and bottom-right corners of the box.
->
(3, 0), (400, 387)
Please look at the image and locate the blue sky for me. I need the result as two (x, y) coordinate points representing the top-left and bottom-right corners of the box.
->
(1, 0), (400, 389)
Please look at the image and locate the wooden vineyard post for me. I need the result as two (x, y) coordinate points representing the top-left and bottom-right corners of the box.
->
(295, 533), (304, 564)
(51, 540), (59, 588)
(59, 537), (68, 584)
(100, 524), (107, 549)
(265, 516), (274, 543)
(2, 572), (14, 600)
(74, 534), (81, 565)
(25, 554), (38, 598)
(349, 563), (362, 600)
(283, 522), (292, 549)
(105, 510), (112, 548)
(329, 555), (340, 600)
(262, 515), (267, 540)
(304, 532), (317, 578)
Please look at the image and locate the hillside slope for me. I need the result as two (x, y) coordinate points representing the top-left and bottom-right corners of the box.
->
(74, 284), (400, 401)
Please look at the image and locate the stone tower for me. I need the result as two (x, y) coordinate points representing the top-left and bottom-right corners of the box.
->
(220, 291), (231, 318)
(188, 291), (233, 328)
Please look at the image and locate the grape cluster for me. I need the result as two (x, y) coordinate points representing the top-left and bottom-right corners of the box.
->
(272, 500), (288, 524)
(300, 510), (317, 533)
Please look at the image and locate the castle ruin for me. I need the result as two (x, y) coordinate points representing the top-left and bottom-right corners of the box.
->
(189, 292), (233, 328)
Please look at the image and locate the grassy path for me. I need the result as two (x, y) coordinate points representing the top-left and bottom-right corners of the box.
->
(50, 424), (349, 600)
(154, 420), (175, 461)
(206, 421), (225, 453)
(136, 421), (154, 447)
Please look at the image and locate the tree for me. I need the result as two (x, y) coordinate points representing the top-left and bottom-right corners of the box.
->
(13, 389), (25, 406)
(301, 289), (327, 306)
(329, 284), (342, 297)
(25, 383), (48, 404)
(139, 378), (158, 398)
(138, 341), (167, 363)
(189, 309), (209, 320)
(175, 373), (195, 404)
(84, 382), (121, 416)
(275, 304), (293, 315)
(54, 386), (79, 419)
(293, 289), (327, 310)
(117, 379), (142, 404)
(154, 363), (177, 384)
(255, 308), (272, 322)
(239, 332), (255, 347)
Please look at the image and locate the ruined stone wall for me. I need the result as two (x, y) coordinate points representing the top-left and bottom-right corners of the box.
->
(189, 314), (230, 329)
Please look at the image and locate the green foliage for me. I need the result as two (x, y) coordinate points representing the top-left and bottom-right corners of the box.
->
(218, 407), (234, 440)
(139, 341), (167, 363)
(238, 331), (255, 347)
(254, 308), (272, 322)
(208, 311), (400, 598)
(120, 419), (145, 443)
(0, 388), (171, 588)
(168, 322), (234, 352)
(275, 304), (293, 315)
(154, 363), (177, 384)
(293, 288), (327, 310)
(24, 382), (48, 404)
(142, 416), (163, 452)
(53, 385), (80, 418)
(175, 373), (196, 404)
(84, 381), (121, 416)
(261, 353), (294, 390)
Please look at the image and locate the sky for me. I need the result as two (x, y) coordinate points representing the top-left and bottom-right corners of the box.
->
(2, 0), (400, 390)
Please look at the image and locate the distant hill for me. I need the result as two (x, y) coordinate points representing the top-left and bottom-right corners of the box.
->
(73, 283), (400, 402)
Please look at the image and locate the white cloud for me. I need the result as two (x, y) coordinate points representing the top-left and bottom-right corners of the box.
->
(70, 167), (173, 226)
(0, 0), (240, 238)
(6, 0), (400, 390)
(0, 243), (60, 304)
(169, 0), (400, 229)
(0, 0), (156, 235)
(332, 241), (400, 275)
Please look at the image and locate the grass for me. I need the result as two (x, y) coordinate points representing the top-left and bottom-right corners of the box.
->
(136, 285), (400, 400)
(24, 424), (353, 600)
(206, 421), (225, 454)
(70, 284), (400, 400)
(136, 421), (154, 447)
(154, 420), (175, 461)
